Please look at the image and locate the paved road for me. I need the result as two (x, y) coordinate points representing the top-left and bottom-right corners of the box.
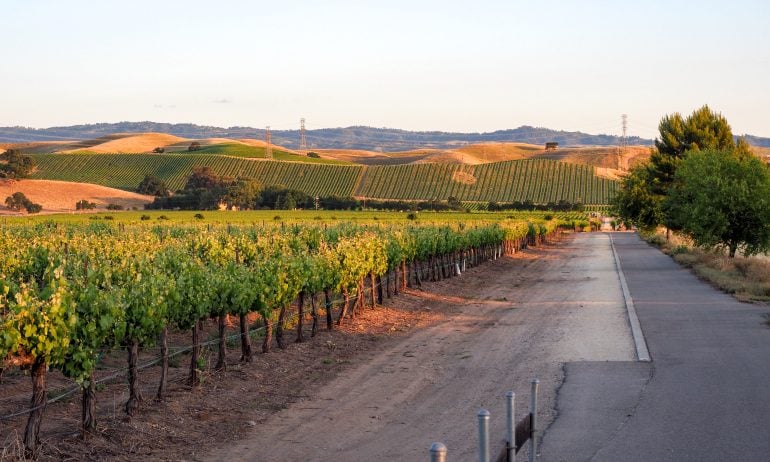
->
(541, 232), (770, 461)
(204, 233), (635, 462)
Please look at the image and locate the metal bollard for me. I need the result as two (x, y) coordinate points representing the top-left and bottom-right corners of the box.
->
(430, 442), (447, 462)
(478, 408), (490, 462)
(506, 391), (515, 462)
(529, 379), (539, 462)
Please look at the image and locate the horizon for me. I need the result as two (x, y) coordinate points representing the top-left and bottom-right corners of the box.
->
(2, 120), (655, 139)
(2, 1), (769, 139)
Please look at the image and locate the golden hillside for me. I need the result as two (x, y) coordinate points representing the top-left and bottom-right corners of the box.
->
(0, 179), (153, 214)
(62, 133), (186, 153)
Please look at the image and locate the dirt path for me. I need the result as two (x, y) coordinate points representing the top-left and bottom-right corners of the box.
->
(204, 233), (635, 461)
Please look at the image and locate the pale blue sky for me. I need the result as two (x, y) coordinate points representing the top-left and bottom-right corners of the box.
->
(2, 0), (769, 138)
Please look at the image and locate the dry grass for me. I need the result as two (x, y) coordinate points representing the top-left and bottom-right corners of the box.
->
(0, 179), (153, 214)
(315, 143), (655, 169)
(62, 133), (186, 153)
(540, 145), (651, 169)
(454, 142), (542, 161)
(646, 230), (770, 303)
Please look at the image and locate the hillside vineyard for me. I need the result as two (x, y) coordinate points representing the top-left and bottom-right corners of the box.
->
(30, 155), (617, 205)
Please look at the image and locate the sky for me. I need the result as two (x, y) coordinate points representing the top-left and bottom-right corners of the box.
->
(1, 0), (769, 139)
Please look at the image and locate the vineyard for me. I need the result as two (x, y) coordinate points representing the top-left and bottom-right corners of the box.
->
(161, 142), (349, 164)
(0, 218), (562, 458)
(30, 154), (361, 197)
(356, 159), (618, 204)
(30, 154), (618, 205)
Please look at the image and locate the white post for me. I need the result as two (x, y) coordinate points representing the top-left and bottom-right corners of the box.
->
(430, 442), (447, 462)
(529, 379), (539, 462)
(478, 409), (490, 462)
(506, 391), (515, 462)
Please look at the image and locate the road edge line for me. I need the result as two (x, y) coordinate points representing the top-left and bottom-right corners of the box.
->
(609, 233), (651, 362)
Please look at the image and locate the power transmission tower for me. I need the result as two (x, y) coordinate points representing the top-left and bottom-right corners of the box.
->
(620, 114), (628, 171)
(299, 118), (307, 153)
(265, 126), (273, 159)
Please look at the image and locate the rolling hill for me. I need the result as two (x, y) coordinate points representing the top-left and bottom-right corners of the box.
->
(0, 179), (153, 214)
(62, 133), (186, 153)
(0, 122), (656, 150)
(28, 153), (617, 205)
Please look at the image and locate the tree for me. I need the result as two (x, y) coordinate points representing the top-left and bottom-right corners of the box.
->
(152, 146), (165, 153)
(0, 149), (36, 179)
(184, 166), (221, 191)
(666, 149), (770, 257)
(612, 165), (663, 231)
(5, 192), (28, 211)
(650, 105), (737, 197)
(76, 199), (97, 210)
(136, 175), (170, 197)
(223, 178), (261, 210)
(5, 192), (42, 213)
(188, 141), (202, 152)
(615, 105), (746, 231)
(447, 196), (462, 210)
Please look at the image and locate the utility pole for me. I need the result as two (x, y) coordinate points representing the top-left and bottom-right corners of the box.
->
(265, 126), (273, 159)
(299, 118), (307, 153)
(620, 114), (628, 171)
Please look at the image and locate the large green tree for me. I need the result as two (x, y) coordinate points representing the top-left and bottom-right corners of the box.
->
(665, 149), (770, 257)
(612, 166), (663, 231)
(615, 105), (746, 230)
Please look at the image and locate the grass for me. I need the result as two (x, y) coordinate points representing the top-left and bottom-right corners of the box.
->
(170, 142), (351, 165)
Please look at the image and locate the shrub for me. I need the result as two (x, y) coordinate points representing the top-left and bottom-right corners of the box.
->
(307, 152), (320, 158)
(76, 199), (97, 210)
(5, 192), (42, 213)
(194, 213), (205, 220)
(106, 203), (124, 211)
(25, 203), (42, 214)
(140, 215), (151, 221)
(406, 212), (418, 220)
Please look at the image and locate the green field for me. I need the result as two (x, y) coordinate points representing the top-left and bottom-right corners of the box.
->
(30, 154), (617, 204)
(1, 209), (591, 225)
(163, 142), (350, 164)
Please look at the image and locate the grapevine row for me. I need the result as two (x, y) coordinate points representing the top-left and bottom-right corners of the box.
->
(0, 218), (562, 457)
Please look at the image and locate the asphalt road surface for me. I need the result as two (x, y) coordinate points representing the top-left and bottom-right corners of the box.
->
(540, 232), (770, 461)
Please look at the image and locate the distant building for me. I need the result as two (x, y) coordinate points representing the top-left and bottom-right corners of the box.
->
(545, 142), (558, 151)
